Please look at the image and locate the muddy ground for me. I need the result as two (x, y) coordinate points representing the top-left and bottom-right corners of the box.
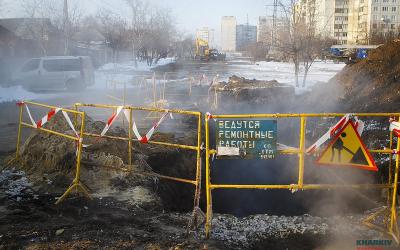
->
(1, 58), (400, 249)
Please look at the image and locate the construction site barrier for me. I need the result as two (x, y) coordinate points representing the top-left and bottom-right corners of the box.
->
(74, 103), (203, 214)
(13, 101), (90, 205)
(204, 113), (400, 242)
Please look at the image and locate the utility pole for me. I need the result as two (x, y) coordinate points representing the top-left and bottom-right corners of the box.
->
(63, 0), (69, 55)
(271, 0), (277, 48)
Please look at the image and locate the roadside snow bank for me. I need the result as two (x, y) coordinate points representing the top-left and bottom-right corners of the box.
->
(99, 57), (176, 72)
(234, 61), (345, 88)
(0, 85), (40, 103)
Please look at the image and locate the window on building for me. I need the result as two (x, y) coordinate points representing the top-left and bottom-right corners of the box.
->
(392, 7), (397, 11)
(373, 23), (377, 28)
(392, 15), (396, 21)
(373, 15), (378, 20)
(382, 7), (388, 11)
(335, 8), (344, 13)
(344, 17), (348, 21)
(391, 24), (396, 29)
(343, 32), (347, 37)
(383, 0), (389, 2)
(373, 7), (378, 11)
(393, 0), (397, 3)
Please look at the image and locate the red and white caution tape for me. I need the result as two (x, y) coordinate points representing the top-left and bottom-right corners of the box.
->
(17, 101), (85, 153)
(17, 101), (36, 127)
(389, 118), (400, 137)
(100, 106), (124, 136)
(36, 108), (61, 128)
(306, 114), (364, 154)
(17, 101), (61, 129)
(131, 111), (172, 143)
(206, 112), (213, 120)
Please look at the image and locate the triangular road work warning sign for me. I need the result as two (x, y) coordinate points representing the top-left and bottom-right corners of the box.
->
(316, 120), (378, 171)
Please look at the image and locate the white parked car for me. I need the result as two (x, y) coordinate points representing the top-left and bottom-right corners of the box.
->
(12, 56), (95, 91)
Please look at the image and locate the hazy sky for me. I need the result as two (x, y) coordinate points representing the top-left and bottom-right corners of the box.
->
(1, 0), (275, 45)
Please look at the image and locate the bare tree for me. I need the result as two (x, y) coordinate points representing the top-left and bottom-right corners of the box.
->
(20, 0), (81, 56)
(277, 0), (332, 88)
(96, 10), (129, 62)
(125, 0), (149, 67)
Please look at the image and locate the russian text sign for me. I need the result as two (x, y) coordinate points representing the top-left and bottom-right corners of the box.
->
(216, 119), (277, 159)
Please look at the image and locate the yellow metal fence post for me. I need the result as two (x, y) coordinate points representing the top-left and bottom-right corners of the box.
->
(387, 131), (394, 207)
(390, 117), (400, 239)
(128, 108), (133, 166)
(15, 103), (24, 159)
(194, 113), (202, 208)
(205, 114), (212, 238)
(298, 117), (306, 188)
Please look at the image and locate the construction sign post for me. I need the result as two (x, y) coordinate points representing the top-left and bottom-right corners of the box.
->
(316, 120), (378, 171)
(205, 113), (400, 243)
(216, 119), (277, 159)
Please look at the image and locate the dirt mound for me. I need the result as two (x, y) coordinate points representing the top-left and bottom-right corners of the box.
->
(330, 40), (400, 111)
(213, 75), (295, 106)
(2, 112), (199, 211)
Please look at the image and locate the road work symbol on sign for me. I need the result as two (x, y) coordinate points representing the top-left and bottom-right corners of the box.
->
(316, 121), (378, 171)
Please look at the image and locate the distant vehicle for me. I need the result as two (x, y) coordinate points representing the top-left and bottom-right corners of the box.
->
(194, 38), (225, 61)
(327, 44), (382, 64)
(12, 56), (95, 91)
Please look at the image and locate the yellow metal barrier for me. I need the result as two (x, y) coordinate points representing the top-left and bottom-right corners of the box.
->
(205, 113), (400, 241)
(74, 103), (203, 212)
(14, 101), (90, 205)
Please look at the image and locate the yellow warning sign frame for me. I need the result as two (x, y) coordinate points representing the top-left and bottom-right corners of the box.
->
(316, 120), (378, 171)
(205, 113), (400, 243)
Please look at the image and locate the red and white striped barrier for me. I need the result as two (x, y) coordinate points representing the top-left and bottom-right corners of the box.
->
(389, 118), (400, 137)
(131, 111), (172, 143)
(306, 114), (364, 154)
(100, 106), (124, 136)
(17, 101), (83, 153)
(99, 106), (172, 143)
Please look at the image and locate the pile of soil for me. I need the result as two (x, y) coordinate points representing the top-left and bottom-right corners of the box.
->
(329, 40), (400, 111)
(2, 112), (199, 211)
(214, 75), (295, 105)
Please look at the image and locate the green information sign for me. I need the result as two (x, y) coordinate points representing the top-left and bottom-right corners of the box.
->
(216, 119), (277, 160)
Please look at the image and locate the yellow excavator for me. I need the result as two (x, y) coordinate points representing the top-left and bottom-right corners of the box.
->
(195, 38), (225, 61)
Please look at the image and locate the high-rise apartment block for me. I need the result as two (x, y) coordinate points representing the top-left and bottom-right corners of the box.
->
(299, 0), (400, 45)
(221, 16), (237, 52)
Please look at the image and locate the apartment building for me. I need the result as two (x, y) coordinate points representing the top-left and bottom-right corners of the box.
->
(221, 16), (237, 52)
(236, 24), (257, 51)
(299, 0), (400, 45)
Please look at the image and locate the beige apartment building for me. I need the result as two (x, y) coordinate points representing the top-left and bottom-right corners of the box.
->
(299, 0), (400, 45)
(221, 16), (237, 52)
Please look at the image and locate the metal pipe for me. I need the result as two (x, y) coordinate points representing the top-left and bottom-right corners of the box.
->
(23, 100), (82, 114)
(298, 117), (306, 188)
(205, 114), (211, 238)
(211, 113), (400, 118)
(83, 132), (198, 151)
(15, 104), (23, 159)
(128, 109), (132, 165)
(22, 122), (79, 141)
(390, 117), (400, 234)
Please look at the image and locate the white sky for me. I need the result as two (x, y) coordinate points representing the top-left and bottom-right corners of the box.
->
(1, 0), (275, 46)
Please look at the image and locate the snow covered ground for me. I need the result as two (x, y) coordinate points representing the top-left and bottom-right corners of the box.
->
(0, 58), (344, 103)
(230, 60), (345, 88)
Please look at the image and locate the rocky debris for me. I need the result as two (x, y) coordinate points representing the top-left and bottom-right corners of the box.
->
(207, 212), (385, 249)
(212, 75), (295, 105)
(328, 40), (400, 111)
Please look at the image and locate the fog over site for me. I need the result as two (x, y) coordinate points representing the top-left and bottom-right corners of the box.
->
(1, 0), (400, 249)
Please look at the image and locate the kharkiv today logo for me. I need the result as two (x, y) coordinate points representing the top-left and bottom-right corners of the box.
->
(356, 239), (392, 249)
